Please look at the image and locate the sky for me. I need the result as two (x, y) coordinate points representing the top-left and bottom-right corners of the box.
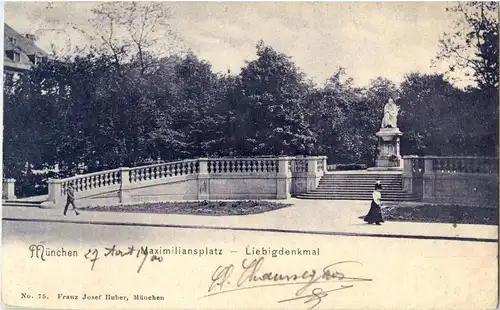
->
(4, 1), (470, 87)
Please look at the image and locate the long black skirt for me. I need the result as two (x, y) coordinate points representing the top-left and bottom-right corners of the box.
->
(364, 201), (384, 224)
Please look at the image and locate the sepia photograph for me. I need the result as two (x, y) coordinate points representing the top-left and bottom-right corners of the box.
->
(1, 1), (498, 309)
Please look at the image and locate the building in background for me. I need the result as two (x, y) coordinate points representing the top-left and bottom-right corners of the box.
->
(4, 23), (48, 85)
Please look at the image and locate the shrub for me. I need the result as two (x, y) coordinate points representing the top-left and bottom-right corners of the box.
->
(328, 164), (367, 171)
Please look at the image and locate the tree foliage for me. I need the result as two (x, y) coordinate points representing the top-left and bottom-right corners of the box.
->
(235, 42), (316, 156)
(70, 2), (181, 74)
(436, 2), (499, 90)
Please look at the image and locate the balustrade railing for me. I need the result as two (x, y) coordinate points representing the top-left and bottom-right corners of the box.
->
(404, 156), (498, 174)
(317, 158), (324, 172)
(60, 168), (122, 195)
(291, 158), (308, 173)
(129, 159), (198, 182)
(403, 156), (425, 175)
(207, 158), (279, 173)
(431, 156), (498, 174)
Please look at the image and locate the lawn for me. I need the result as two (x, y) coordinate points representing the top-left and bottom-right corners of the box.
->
(81, 200), (498, 225)
(383, 204), (498, 225)
(81, 200), (293, 216)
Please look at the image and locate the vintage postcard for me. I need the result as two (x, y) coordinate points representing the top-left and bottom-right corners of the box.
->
(2, 1), (498, 309)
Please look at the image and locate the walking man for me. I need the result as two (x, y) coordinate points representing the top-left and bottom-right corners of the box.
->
(64, 183), (80, 216)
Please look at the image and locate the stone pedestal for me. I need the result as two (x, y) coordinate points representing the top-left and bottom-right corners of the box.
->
(2, 179), (17, 200)
(368, 127), (403, 171)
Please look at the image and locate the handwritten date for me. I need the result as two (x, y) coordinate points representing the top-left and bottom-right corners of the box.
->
(83, 245), (163, 273)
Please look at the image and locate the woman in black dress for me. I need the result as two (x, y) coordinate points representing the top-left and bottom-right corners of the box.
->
(364, 182), (384, 225)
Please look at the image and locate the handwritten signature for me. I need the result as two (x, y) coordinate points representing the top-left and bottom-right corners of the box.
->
(83, 245), (163, 273)
(201, 256), (371, 310)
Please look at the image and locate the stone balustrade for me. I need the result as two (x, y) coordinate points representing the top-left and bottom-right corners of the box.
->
(402, 156), (498, 206)
(402, 155), (425, 174)
(64, 169), (122, 193)
(129, 159), (199, 182)
(403, 156), (498, 175)
(290, 157), (308, 172)
(41, 156), (328, 208)
(207, 158), (279, 173)
(47, 168), (123, 206)
(429, 156), (498, 174)
(316, 157), (327, 172)
(288, 156), (327, 195)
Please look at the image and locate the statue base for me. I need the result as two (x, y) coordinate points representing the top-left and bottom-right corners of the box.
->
(368, 127), (403, 171)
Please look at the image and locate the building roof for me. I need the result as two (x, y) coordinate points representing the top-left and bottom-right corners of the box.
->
(4, 23), (48, 72)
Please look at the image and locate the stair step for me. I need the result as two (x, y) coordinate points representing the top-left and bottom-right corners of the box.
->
(301, 192), (410, 194)
(305, 190), (410, 194)
(319, 184), (402, 186)
(296, 196), (415, 201)
(300, 193), (412, 195)
(298, 193), (414, 197)
(318, 183), (403, 186)
(320, 179), (401, 180)
(322, 176), (400, 177)
(323, 174), (403, 179)
(319, 185), (403, 187)
(298, 194), (414, 197)
(319, 179), (402, 182)
(301, 194), (413, 201)
(321, 178), (401, 180)
(317, 185), (403, 187)
(319, 179), (402, 181)
(314, 188), (405, 191)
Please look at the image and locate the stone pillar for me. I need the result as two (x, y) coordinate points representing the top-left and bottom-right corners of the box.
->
(276, 156), (291, 199)
(198, 158), (210, 200)
(306, 156), (319, 192)
(47, 178), (62, 205)
(423, 157), (436, 202)
(424, 157), (434, 172)
(401, 156), (414, 193)
(119, 167), (131, 204)
(2, 178), (16, 200)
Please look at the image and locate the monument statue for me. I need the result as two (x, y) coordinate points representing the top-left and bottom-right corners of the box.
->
(369, 97), (403, 171)
(381, 98), (400, 128)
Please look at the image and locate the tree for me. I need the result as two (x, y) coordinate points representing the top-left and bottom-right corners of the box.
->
(397, 73), (491, 156)
(72, 2), (182, 74)
(306, 68), (357, 163)
(436, 2), (499, 90)
(167, 53), (229, 158)
(237, 42), (316, 156)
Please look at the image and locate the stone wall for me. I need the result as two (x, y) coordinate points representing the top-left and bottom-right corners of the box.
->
(424, 173), (498, 206)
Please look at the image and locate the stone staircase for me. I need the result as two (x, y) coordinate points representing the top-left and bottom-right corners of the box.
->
(296, 172), (416, 201)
